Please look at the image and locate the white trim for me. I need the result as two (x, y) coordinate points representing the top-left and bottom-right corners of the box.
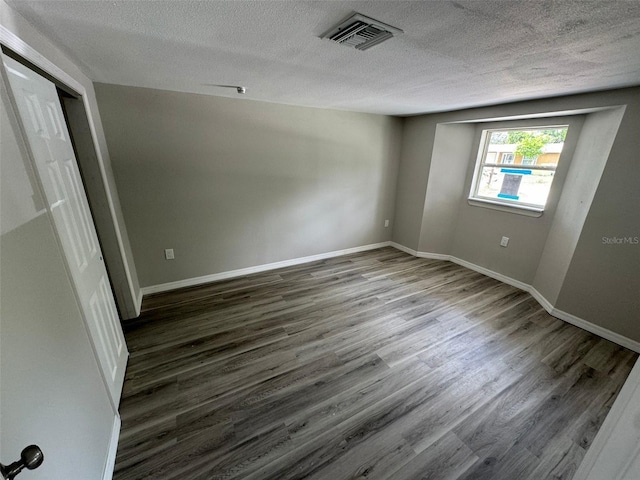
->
(527, 286), (555, 313)
(547, 304), (640, 353)
(528, 287), (640, 352)
(136, 289), (144, 314)
(141, 242), (392, 295)
(81, 92), (139, 319)
(389, 242), (640, 353)
(0, 24), (138, 319)
(467, 198), (544, 217)
(446, 107), (624, 124)
(389, 241), (419, 257)
(449, 255), (531, 292)
(389, 242), (451, 261)
(416, 251), (451, 261)
(390, 243), (530, 291)
(102, 414), (121, 480)
(0, 25), (83, 93)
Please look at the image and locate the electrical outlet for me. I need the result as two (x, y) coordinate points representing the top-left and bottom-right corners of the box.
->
(500, 236), (509, 247)
(384, 219), (390, 228)
(165, 248), (175, 260)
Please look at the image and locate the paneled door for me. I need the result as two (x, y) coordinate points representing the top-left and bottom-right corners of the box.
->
(2, 54), (127, 407)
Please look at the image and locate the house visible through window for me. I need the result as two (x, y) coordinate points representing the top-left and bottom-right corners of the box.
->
(470, 126), (568, 210)
(501, 153), (515, 164)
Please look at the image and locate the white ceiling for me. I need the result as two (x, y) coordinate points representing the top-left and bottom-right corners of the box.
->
(8, 0), (640, 115)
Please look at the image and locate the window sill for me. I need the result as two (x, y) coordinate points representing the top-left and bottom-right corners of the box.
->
(467, 198), (544, 217)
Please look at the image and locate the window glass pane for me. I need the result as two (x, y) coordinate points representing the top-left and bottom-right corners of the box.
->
(518, 170), (555, 206)
(476, 167), (555, 207)
(472, 126), (568, 210)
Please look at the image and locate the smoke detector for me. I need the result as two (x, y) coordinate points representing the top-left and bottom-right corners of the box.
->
(321, 13), (403, 51)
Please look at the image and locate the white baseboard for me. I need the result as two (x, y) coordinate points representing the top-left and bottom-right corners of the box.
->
(389, 242), (640, 353)
(390, 242), (527, 291)
(138, 239), (640, 353)
(103, 414), (121, 480)
(135, 289), (143, 316)
(389, 241), (419, 257)
(390, 242), (529, 291)
(548, 304), (640, 353)
(141, 242), (392, 295)
(389, 242), (451, 261)
(527, 286), (555, 313)
(449, 256), (531, 292)
(529, 289), (640, 353)
(418, 251), (452, 261)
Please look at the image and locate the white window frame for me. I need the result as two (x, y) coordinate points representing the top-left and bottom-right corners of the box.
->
(468, 126), (567, 215)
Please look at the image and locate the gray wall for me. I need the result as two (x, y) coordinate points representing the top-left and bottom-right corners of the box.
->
(450, 116), (584, 284)
(1, 0), (141, 318)
(393, 87), (640, 342)
(533, 108), (624, 303)
(391, 116), (436, 250)
(418, 123), (476, 255)
(556, 100), (640, 341)
(397, 113), (585, 284)
(96, 84), (402, 288)
(1, 72), (114, 480)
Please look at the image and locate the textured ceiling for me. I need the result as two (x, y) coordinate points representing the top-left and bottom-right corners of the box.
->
(7, 0), (640, 115)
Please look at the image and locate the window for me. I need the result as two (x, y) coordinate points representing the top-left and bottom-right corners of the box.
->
(469, 126), (568, 211)
(501, 153), (515, 164)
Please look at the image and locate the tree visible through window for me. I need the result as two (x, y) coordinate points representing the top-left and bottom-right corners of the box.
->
(470, 127), (568, 209)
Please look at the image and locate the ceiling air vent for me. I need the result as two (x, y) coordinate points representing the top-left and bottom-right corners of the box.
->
(321, 13), (403, 51)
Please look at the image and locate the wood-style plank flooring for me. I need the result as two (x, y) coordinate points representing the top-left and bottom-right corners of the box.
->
(115, 247), (637, 480)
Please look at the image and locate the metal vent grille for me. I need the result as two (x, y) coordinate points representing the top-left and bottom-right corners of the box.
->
(321, 13), (403, 51)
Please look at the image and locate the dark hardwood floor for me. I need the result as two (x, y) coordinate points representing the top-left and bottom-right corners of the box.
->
(115, 247), (637, 480)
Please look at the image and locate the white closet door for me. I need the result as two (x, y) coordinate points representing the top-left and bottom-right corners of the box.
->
(2, 54), (127, 407)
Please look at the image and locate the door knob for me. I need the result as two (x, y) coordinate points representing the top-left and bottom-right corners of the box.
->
(0, 445), (43, 479)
